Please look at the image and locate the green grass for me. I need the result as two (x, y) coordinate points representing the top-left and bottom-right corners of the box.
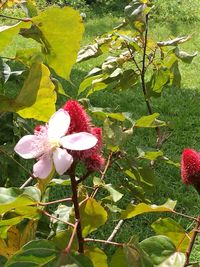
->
(2, 4), (200, 262)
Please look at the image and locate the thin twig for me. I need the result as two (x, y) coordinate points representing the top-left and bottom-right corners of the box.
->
(76, 171), (91, 184)
(63, 219), (79, 255)
(106, 220), (124, 243)
(90, 152), (113, 198)
(172, 211), (198, 222)
(20, 177), (33, 189)
(0, 14), (31, 22)
(184, 216), (200, 267)
(38, 198), (72, 206)
(84, 238), (124, 247)
(41, 210), (75, 228)
(68, 165), (84, 253)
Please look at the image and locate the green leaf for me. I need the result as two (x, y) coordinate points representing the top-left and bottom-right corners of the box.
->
(137, 147), (163, 160)
(121, 199), (176, 220)
(124, 1), (151, 33)
(157, 35), (191, 47)
(0, 22), (31, 54)
(174, 48), (197, 64)
(140, 235), (186, 266)
(135, 113), (166, 128)
(78, 74), (104, 95)
(80, 198), (107, 237)
(151, 218), (191, 253)
(0, 63), (56, 122)
(147, 68), (170, 98)
(24, 7), (84, 79)
(93, 177), (123, 202)
(85, 247), (108, 267)
(110, 244), (153, 267)
(0, 186), (41, 214)
(5, 239), (93, 266)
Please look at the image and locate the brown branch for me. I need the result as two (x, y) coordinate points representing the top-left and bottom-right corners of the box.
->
(63, 219), (79, 255)
(76, 171), (91, 184)
(172, 211), (198, 222)
(90, 152), (113, 198)
(184, 216), (200, 267)
(0, 14), (31, 22)
(38, 198), (72, 206)
(84, 238), (124, 247)
(68, 165), (84, 253)
(41, 210), (75, 228)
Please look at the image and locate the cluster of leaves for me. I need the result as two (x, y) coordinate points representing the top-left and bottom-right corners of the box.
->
(0, 0), (198, 266)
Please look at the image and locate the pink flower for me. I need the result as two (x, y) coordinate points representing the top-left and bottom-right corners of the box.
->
(181, 148), (200, 185)
(14, 109), (97, 179)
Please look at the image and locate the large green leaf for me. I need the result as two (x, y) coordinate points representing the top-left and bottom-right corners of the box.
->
(0, 63), (56, 122)
(140, 235), (186, 266)
(135, 113), (166, 128)
(23, 7), (84, 79)
(0, 22), (31, 54)
(5, 239), (93, 266)
(0, 186), (41, 214)
(121, 199), (176, 220)
(80, 198), (107, 237)
(151, 218), (191, 252)
(110, 244), (153, 267)
(85, 247), (108, 267)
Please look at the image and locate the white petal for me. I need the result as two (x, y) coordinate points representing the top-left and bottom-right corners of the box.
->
(53, 148), (73, 175)
(14, 135), (38, 159)
(48, 109), (70, 139)
(33, 156), (53, 179)
(60, 132), (97, 151)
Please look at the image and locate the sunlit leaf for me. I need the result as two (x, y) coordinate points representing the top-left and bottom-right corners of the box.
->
(121, 199), (176, 219)
(80, 198), (107, 237)
(140, 235), (186, 266)
(0, 186), (41, 214)
(137, 147), (163, 160)
(157, 35), (191, 47)
(151, 218), (191, 252)
(85, 246), (108, 267)
(23, 7), (84, 79)
(0, 63), (56, 122)
(135, 113), (166, 128)
(174, 48), (197, 64)
(0, 22), (31, 54)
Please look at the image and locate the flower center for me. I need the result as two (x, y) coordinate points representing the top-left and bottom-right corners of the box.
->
(49, 138), (60, 150)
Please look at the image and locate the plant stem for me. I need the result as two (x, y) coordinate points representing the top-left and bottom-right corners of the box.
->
(103, 219), (124, 249)
(90, 152), (113, 198)
(63, 220), (79, 254)
(41, 210), (75, 228)
(69, 166), (84, 253)
(0, 14), (31, 22)
(84, 238), (124, 247)
(184, 216), (200, 267)
(20, 177), (33, 189)
(141, 14), (153, 116)
(172, 210), (198, 222)
(38, 198), (72, 206)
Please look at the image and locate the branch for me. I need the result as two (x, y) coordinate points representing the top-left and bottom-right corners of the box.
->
(0, 14), (31, 22)
(76, 171), (91, 184)
(63, 219), (79, 254)
(84, 238), (124, 247)
(38, 198), (72, 206)
(90, 152), (113, 198)
(41, 210), (75, 228)
(20, 176), (34, 189)
(184, 216), (200, 267)
(68, 165), (84, 253)
(106, 219), (124, 243)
